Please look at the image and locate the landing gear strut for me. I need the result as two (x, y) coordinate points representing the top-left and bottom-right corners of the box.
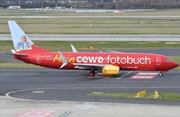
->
(89, 70), (95, 77)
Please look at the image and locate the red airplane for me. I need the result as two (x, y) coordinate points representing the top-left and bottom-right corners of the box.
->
(8, 20), (179, 77)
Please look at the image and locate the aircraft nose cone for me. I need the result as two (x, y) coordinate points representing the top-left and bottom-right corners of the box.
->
(172, 61), (179, 68)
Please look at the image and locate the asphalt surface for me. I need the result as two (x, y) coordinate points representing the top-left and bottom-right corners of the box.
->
(1, 34), (180, 41)
(0, 68), (179, 105)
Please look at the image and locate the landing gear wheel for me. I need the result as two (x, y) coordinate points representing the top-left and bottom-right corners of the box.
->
(159, 73), (163, 77)
(89, 70), (95, 77)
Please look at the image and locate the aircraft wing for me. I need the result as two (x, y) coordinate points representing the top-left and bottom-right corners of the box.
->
(72, 63), (112, 69)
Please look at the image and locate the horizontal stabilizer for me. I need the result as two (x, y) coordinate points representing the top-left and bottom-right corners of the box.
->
(12, 53), (28, 57)
(1, 51), (27, 57)
(11, 49), (16, 54)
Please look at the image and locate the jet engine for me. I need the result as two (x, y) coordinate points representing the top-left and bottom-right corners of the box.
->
(102, 66), (119, 75)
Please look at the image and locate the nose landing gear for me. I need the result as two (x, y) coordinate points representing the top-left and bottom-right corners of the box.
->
(159, 73), (163, 77)
(159, 70), (168, 77)
(159, 71), (164, 77)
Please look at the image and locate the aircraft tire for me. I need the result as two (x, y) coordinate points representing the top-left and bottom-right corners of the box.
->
(159, 73), (163, 77)
(89, 70), (95, 77)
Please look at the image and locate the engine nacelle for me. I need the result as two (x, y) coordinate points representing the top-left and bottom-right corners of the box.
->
(102, 66), (119, 75)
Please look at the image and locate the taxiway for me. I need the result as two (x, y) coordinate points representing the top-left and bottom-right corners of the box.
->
(1, 34), (180, 41)
(0, 68), (180, 105)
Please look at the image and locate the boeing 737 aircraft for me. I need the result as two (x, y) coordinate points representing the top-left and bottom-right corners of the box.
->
(8, 20), (179, 77)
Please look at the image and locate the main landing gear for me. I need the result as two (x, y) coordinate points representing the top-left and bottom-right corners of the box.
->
(89, 70), (95, 77)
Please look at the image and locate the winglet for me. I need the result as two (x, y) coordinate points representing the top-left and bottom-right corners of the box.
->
(58, 51), (68, 68)
(70, 44), (78, 52)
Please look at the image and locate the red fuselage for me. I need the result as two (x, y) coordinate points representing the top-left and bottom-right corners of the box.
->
(14, 51), (179, 72)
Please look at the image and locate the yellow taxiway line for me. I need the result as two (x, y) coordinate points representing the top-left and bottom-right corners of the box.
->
(116, 71), (132, 80)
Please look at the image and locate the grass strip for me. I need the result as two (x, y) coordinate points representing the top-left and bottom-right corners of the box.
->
(86, 92), (180, 101)
(0, 23), (179, 35)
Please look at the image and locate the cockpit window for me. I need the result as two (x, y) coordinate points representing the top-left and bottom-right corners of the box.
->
(166, 58), (171, 62)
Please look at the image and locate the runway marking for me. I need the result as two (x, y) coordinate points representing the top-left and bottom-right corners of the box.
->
(58, 111), (73, 117)
(136, 72), (159, 76)
(116, 71), (132, 80)
(32, 91), (44, 93)
(130, 75), (155, 79)
(130, 71), (159, 79)
(17, 110), (56, 117)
